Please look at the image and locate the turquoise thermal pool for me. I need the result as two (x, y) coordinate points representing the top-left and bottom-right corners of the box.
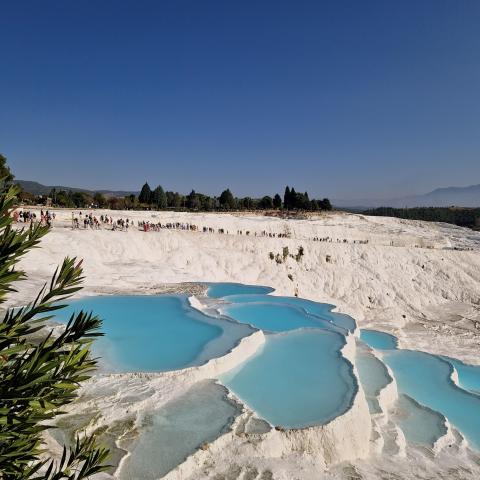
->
(118, 381), (240, 480)
(220, 329), (356, 428)
(384, 350), (480, 449)
(221, 294), (356, 331)
(55, 284), (358, 430)
(355, 342), (393, 414)
(54, 284), (480, 452)
(360, 328), (480, 449)
(220, 302), (340, 333)
(205, 282), (274, 298)
(54, 294), (251, 373)
(440, 356), (480, 395)
(359, 329), (398, 350)
(215, 290), (358, 427)
(392, 394), (448, 447)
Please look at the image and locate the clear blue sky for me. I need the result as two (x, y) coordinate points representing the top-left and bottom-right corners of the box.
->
(1, 0), (479, 200)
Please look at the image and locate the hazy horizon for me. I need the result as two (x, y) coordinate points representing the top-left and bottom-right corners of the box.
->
(2, 1), (480, 200)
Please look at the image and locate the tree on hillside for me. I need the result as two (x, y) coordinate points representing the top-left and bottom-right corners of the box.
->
(138, 182), (152, 204)
(197, 193), (215, 211)
(259, 196), (274, 209)
(273, 193), (282, 209)
(219, 189), (235, 210)
(293, 191), (309, 210)
(124, 194), (137, 209)
(151, 185), (167, 209)
(49, 188), (58, 205)
(0, 183), (109, 479)
(290, 188), (297, 209)
(239, 197), (254, 210)
(18, 189), (36, 205)
(320, 198), (332, 211)
(107, 196), (122, 209)
(284, 186), (291, 209)
(165, 192), (181, 209)
(186, 190), (200, 210)
(93, 192), (107, 208)
(0, 153), (14, 185)
(166, 191), (175, 208)
(49, 190), (68, 207)
(71, 191), (91, 208)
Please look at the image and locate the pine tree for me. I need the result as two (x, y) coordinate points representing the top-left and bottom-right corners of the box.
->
(284, 186), (291, 209)
(321, 198), (332, 211)
(152, 185), (167, 209)
(259, 196), (273, 209)
(138, 182), (152, 204)
(273, 194), (282, 209)
(290, 188), (297, 209)
(219, 189), (235, 210)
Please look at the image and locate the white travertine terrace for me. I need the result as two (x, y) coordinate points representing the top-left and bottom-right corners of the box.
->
(12, 208), (480, 479)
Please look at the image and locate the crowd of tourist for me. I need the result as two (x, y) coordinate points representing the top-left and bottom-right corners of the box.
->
(13, 209), (55, 227)
(132, 220), (371, 244)
(312, 236), (369, 244)
(139, 221), (199, 233)
(71, 212), (131, 231)
(11, 207), (477, 252)
(138, 221), (293, 237)
(12, 209), (374, 245)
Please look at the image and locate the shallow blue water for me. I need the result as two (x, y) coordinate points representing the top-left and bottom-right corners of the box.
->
(360, 329), (398, 350)
(355, 343), (392, 414)
(441, 356), (480, 395)
(221, 302), (338, 333)
(393, 394), (448, 447)
(220, 329), (356, 428)
(206, 283), (274, 298)
(51, 283), (480, 447)
(119, 381), (239, 480)
(384, 349), (480, 449)
(53, 284), (359, 429)
(53, 283), (480, 447)
(55, 295), (223, 372)
(211, 286), (359, 428)
(222, 294), (355, 331)
(360, 328), (480, 449)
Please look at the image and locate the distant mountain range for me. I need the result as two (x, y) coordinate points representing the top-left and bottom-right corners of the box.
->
(334, 184), (480, 209)
(15, 180), (138, 198)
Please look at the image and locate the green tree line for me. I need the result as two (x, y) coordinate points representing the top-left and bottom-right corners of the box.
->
(132, 183), (332, 212)
(364, 206), (480, 229)
(32, 184), (332, 212)
(4, 152), (332, 212)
